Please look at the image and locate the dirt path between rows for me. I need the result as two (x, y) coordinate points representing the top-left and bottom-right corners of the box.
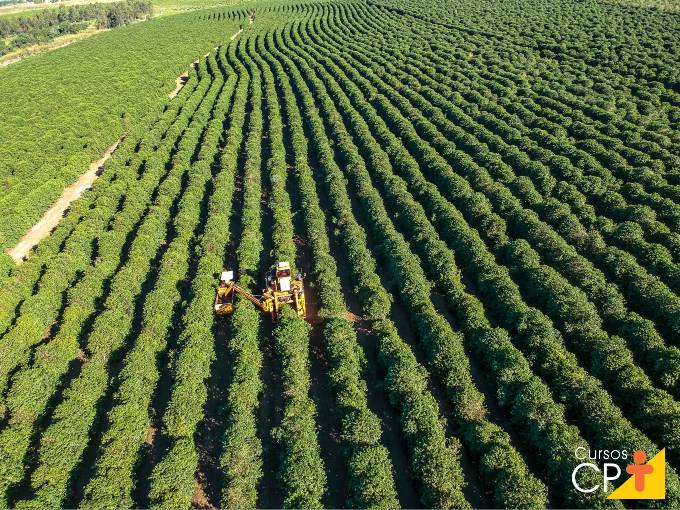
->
(168, 71), (189, 99)
(169, 28), (243, 99)
(7, 138), (122, 263)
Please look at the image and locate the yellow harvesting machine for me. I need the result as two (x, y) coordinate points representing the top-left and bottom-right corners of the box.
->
(214, 261), (306, 321)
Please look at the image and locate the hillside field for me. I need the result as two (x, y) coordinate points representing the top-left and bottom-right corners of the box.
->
(0, 5), (242, 254)
(0, 0), (679, 508)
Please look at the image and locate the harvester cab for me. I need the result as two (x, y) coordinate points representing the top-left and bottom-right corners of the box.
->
(214, 270), (236, 316)
(214, 261), (306, 321)
(274, 261), (292, 291)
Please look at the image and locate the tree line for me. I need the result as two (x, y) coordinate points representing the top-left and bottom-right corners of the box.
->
(0, 0), (152, 55)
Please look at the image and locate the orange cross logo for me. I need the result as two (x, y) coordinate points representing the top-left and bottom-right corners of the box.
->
(609, 448), (665, 500)
(626, 450), (654, 492)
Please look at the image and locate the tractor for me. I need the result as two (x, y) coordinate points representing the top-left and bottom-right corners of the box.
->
(214, 261), (306, 321)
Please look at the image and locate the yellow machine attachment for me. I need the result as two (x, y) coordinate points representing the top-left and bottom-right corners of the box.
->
(214, 262), (306, 321)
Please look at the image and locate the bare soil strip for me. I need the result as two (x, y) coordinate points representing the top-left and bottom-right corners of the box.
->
(169, 29), (240, 99)
(7, 138), (122, 263)
(169, 72), (189, 99)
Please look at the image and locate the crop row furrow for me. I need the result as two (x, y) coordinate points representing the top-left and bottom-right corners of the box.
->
(301, 12), (680, 469)
(218, 35), (263, 510)
(12, 53), (228, 509)
(318, 5), (680, 392)
(290, 14), (680, 505)
(362, 6), (680, 257)
(142, 46), (243, 509)
(277, 22), (607, 508)
(0, 61), (214, 508)
(249, 31), (327, 509)
(292, 8), (674, 502)
(269, 28), (554, 508)
(261, 30), (400, 509)
(81, 46), (241, 509)
(328, 4), (680, 332)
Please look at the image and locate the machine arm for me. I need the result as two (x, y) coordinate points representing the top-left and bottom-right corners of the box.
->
(228, 282), (269, 312)
(215, 263), (304, 320)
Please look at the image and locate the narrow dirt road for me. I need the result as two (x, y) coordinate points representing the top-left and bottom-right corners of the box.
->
(7, 138), (122, 263)
(169, 72), (189, 99)
(169, 29), (242, 99)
